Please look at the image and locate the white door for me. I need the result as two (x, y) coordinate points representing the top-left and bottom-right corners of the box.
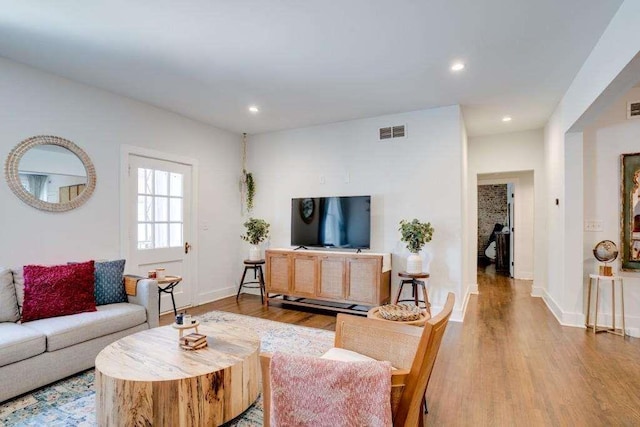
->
(128, 154), (194, 314)
(507, 183), (515, 278)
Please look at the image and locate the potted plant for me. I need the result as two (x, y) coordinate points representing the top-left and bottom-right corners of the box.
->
(241, 218), (270, 260)
(399, 218), (434, 273)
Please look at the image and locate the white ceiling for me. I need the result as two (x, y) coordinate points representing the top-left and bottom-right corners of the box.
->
(0, 0), (623, 137)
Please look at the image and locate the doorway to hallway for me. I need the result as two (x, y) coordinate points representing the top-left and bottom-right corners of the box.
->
(476, 171), (534, 281)
(477, 183), (513, 277)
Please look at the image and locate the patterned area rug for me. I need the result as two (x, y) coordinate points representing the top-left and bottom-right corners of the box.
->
(0, 311), (334, 426)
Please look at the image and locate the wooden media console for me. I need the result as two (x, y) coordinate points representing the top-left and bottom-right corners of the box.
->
(265, 248), (391, 315)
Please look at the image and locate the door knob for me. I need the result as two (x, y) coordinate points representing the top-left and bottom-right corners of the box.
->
(185, 242), (192, 254)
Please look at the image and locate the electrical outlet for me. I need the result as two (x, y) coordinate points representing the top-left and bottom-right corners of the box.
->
(584, 220), (603, 232)
(319, 175), (326, 184)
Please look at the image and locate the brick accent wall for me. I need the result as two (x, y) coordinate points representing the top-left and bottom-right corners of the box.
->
(478, 184), (507, 257)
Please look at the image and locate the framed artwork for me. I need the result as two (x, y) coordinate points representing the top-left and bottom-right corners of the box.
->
(620, 152), (640, 271)
(299, 198), (315, 224)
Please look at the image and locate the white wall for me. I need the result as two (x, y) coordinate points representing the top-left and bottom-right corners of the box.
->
(0, 57), (243, 305)
(247, 106), (466, 319)
(583, 87), (640, 336)
(543, 0), (640, 329)
(468, 129), (545, 287)
(460, 115), (472, 318)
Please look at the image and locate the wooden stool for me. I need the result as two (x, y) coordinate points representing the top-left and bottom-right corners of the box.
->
(236, 260), (266, 304)
(395, 271), (431, 316)
(586, 274), (626, 337)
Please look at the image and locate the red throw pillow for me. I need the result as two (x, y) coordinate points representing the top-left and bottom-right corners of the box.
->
(22, 260), (97, 322)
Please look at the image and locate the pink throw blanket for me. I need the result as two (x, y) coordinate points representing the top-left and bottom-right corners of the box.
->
(269, 352), (392, 426)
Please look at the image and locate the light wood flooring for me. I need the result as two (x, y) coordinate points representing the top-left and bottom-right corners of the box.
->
(160, 267), (640, 425)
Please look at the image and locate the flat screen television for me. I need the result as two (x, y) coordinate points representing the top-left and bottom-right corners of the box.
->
(291, 195), (371, 249)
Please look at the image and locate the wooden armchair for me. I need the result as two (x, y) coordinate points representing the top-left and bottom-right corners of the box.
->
(260, 292), (455, 426)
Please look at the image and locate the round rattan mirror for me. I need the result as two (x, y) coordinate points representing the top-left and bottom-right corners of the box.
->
(4, 135), (96, 212)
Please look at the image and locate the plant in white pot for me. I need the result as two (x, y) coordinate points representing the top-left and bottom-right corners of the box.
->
(399, 218), (434, 274)
(241, 218), (270, 261)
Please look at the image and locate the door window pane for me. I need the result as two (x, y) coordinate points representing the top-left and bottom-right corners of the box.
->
(138, 168), (153, 195)
(154, 197), (168, 222)
(154, 170), (169, 196)
(154, 223), (168, 248)
(170, 198), (182, 222)
(170, 223), (183, 247)
(137, 223), (152, 249)
(170, 173), (183, 197)
(138, 195), (153, 222)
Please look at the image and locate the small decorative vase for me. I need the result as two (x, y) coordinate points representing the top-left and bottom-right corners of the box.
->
(249, 244), (261, 261)
(406, 253), (422, 274)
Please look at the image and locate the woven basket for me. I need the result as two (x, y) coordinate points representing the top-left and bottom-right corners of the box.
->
(378, 304), (422, 321)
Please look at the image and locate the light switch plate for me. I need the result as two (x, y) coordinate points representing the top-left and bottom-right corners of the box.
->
(584, 220), (603, 232)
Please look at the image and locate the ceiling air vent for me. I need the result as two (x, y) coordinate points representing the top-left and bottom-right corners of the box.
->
(392, 125), (405, 138)
(379, 127), (392, 140)
(379, 124), (407, 140)
(628, 101), (640, 119)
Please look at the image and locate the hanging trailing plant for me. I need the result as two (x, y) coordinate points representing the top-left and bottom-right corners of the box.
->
(244, 169), (255, 213)
(240, 132), (256, 214)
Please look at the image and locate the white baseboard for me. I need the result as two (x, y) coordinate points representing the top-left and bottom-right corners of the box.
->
(626, 328), (640, 338)
(450, 307), (464, 323)
(198, 286), (237, 305)
(456, 284), (477, 323)
(531, 286), (545, 298)
(561, 311), (585, 326)
(531, 287), (640, 337)
(516, 271), (534, 280)
(591, 313), (640, 338)
(535, 288), (585, 327)
(535, 288), (564, 325)
(468, 283), (479, 294)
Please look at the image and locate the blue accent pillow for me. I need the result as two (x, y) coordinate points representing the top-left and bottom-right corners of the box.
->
(95, 259), (127, 305)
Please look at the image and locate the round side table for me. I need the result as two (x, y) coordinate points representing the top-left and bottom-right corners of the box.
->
(367, 306), (430, 326)
(157, 275), (182, 316)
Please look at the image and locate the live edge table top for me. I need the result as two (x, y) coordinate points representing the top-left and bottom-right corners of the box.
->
(95, 323), (260, 381)
(94, 324), (261, 426)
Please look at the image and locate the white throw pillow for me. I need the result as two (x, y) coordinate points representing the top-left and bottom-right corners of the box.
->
(0, 267), (20, 322)
(321, 348), (397, 370)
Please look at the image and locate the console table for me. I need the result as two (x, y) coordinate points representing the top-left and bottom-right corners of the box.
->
(586, 274), (626, 337)
(265, 249), (391, 315)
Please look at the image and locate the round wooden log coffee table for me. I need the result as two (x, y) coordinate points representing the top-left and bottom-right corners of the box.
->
(95, 323), (260, 426)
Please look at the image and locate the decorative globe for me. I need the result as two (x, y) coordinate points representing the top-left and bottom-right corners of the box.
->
(593, 240), (618, 263)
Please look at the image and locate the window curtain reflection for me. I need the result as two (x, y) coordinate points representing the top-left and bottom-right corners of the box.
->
(320, 197), (347, 247)
(26, 174), (48, 200)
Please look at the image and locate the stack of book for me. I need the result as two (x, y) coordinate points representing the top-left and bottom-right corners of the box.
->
(179, 333), (207, 350)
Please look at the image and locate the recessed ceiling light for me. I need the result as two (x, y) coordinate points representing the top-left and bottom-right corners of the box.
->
(502, 116), (512, 122)
(450, 62), (465, 72)
(248, 106), (259, 113)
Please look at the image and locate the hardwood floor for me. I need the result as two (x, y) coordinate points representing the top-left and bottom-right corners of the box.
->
(161, 268), (640, 425)
(159, 294), (337, 331)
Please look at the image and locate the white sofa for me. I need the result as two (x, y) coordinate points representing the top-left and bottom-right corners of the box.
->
(0, 267), (159, 403)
